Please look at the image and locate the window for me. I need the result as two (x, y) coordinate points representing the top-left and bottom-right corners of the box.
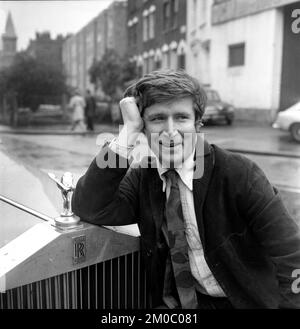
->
(214, 0), (228, 4)
(148, 55), (155, 72)
(71, 43), (76, 57)
(144, 7), (155, 41)
(178, 54), (185, 69)
(128, 26), (132, 46)
(162, 50), (171, 69)
(144, 58), (149, 74)
(149, 12), (155, 39)
(155, 59), (162, 69)
(143, 15), (149, 41)
(155, 50), (162, 69)
(199, 0), (207, 25)
(206, 90), (221, 102)
(163, 1), (171, 30)
(171, 0), (179, 28)
(129, 17), (138, 45)
(138, 65), (143, 78)
(133, 26), (137, 45)
(170, 49), (178, 69)
(128, 0), (137, 14)
(228, 43), (245, 67)
(192, 0), (197, 29)
(164, 0), (179, 30)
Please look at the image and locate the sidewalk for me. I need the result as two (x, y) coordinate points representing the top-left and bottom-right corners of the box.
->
(1, 122), (300, 158)
(202, 123), (300, 158)
(0, 123), (120, 135)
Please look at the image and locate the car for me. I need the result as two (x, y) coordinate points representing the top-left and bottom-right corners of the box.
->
(0, 149), (144, 309)
(272, 101), (300, 142)
(202, 88), (235, 125)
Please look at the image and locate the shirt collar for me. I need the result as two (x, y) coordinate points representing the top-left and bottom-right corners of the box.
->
(157, 149), (195, 191)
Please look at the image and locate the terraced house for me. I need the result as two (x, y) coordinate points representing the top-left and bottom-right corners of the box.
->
(127, 0), (187, 76)
(62, 1), (127, 93)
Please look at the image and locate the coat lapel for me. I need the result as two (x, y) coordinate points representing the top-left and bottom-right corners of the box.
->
(193, 140), (215, 250)
(147, 167), (165, 234)
(146, 139), (215, 243)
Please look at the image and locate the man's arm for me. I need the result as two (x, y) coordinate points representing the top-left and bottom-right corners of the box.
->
(241, 160), (300, 308)
(72, 145), (140, 226)
(72, 97), (144, 226)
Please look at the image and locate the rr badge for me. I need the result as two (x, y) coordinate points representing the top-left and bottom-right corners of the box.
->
(73, 235), (86, 265)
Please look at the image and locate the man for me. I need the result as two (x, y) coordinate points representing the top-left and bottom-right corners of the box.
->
(85, 89), (96, 131)
(69, 89), (86, 132)
(72, 70), (300, 309)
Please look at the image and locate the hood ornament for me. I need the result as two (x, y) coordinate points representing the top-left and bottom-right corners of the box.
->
(48, 172), (82, 230)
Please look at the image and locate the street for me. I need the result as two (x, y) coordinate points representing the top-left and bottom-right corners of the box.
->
(0, 122), (300, 224)
(1, 122), (299, 186)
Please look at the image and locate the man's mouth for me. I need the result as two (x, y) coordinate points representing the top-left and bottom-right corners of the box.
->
(159, 140), (179, 147)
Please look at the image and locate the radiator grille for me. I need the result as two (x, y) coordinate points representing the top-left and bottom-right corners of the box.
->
(0, 251), (151, 309)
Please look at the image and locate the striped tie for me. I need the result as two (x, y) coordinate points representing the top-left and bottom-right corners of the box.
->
(163, 170), (198, 309)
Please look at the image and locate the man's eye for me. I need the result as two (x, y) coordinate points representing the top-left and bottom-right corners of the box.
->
(151, 117), (164, 121)
(176, 115), (188, 120)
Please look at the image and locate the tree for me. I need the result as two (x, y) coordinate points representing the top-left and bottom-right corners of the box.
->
(0, 52), (68, 111)
(88, 49), (137, 102)
(121, 60), (138, 87)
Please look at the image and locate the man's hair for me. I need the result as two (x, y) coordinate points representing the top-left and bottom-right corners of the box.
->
(123, 70), (207, 123)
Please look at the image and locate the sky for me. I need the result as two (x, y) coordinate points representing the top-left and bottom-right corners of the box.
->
(0, 0), (115, 51)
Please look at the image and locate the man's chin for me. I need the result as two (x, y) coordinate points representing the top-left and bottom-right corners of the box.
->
(150, 144), (194, 169)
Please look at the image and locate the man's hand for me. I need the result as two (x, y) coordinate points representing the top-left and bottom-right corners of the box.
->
(119, 97), (144, 134)
(117, 97), (144, 148)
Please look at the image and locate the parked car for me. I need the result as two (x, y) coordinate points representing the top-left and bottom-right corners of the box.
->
(202, 88), (235, 125)
(0, 149), (144, 309)
(272, 102), (300, 142)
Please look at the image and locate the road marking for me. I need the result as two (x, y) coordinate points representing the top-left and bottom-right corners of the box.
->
(226, 148), (300, 159)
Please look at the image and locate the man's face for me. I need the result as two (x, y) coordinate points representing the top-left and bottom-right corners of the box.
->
(143, 97), (197, 168)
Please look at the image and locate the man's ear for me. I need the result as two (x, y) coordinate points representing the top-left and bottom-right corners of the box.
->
(195, 120), (204, 132)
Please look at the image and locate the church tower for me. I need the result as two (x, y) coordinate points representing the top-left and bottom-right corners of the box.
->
(0, 11), (17, 68)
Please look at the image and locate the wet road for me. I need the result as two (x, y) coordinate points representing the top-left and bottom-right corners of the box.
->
(0, 123), (299, 189)
(0, 123), (299, 226)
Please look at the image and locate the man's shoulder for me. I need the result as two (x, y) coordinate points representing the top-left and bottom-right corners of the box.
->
(211, 143), (259, 176)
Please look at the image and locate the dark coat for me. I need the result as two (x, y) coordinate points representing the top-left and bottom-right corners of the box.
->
(72, 140), (300, 309)
(84, 95), (96, 117)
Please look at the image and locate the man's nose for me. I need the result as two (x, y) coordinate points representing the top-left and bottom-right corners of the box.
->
(165, 117), (176, 136)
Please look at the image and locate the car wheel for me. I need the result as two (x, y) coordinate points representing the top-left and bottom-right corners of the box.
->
(290, 123), (300, 142)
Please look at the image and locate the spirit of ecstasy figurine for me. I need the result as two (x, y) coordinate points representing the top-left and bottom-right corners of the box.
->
(48, 172), (81, 229)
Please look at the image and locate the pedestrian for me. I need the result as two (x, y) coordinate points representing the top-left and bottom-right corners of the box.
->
(69, 89), (86, 132)
(84, 89), (96, 132)
(72, 70), (300, 309)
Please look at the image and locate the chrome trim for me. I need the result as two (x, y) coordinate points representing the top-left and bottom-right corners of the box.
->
(0, 252), (151, 309)
(0, 194), (52, 222)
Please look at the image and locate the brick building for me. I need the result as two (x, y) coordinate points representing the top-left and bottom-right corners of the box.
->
(26, 32), (67, 71)
(62, 0), (128, 93)
(127, 0), (187, 76)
